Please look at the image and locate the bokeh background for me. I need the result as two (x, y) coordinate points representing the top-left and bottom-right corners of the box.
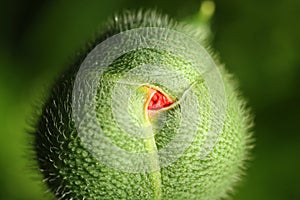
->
(0, 0), (299, 199)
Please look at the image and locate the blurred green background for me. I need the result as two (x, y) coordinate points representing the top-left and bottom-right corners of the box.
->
(0, 0), (299, 199)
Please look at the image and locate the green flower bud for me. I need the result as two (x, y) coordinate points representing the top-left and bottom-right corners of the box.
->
(34, 10), (253, 200)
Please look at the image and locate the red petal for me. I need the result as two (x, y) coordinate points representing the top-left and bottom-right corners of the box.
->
(147, 90), (173, 110)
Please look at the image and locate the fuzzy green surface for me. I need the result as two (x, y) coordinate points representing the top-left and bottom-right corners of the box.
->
(34, 11), (252, 200)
